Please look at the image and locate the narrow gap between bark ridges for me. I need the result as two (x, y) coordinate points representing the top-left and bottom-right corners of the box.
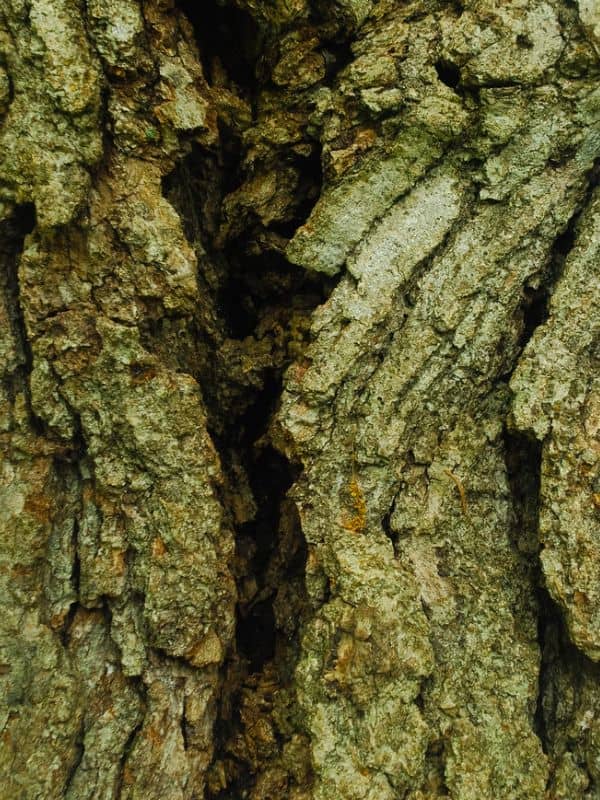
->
(502, 169), (600, 761)
(0, 203), (39, 424)
(163, 2), (335, 794)
(175, 0), (261, 94)
(503, 430), (548, 750)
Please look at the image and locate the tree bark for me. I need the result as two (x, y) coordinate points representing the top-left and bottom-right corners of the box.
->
(0, 1), (599, 798)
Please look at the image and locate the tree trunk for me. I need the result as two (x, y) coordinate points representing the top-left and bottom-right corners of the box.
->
(1, 1), (599, 797)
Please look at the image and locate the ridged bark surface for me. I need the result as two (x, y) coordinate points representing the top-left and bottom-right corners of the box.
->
(0, 1), (599, 798)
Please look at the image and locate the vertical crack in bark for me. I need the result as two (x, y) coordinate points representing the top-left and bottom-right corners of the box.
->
(504, 430), (547, 750)
(177, 187), (328, 796)
(159, 4), (339, 793)
(513, 158), (600, 359)
(0, 203), (37, 412)
(538, 612), (600, 795)
(434, 59), (462, 91)
(51, 405), (91, 646)
(114, 704), (146, 798)
(176, 0), (262, 96)
(516, 224), (575, 356)
(504, 160), (600, 767)
(62, 715), (86, 797)
(59, 517), (81, 648)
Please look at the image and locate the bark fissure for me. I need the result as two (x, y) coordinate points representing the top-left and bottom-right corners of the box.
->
(185, 148), (327, 800)
(114, 711), (146, 799)
(504, 429), (546, 734)
(176, 0), (262, 97)
(501, 159), (600, 766)
(158, 7), (339, 794)
(515, 161), (599, 357)
(0, 203), (36, 410)
(62, 716), (87, 798)
(59, 519), (81, 647)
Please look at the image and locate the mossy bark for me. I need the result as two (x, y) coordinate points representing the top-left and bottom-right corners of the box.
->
(1, 1), (599, 798)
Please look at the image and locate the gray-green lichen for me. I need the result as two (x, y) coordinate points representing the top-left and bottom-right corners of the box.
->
(273, 1), (600, 796)
(1, 0), (600, 798)
(0, 0), (103, 226)
(1, 1), (234, 797)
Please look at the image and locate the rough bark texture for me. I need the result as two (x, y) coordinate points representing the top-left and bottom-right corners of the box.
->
(0, 1), (599, 798)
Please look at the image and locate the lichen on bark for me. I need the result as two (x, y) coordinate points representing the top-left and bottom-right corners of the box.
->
(0, 1), (599, 799)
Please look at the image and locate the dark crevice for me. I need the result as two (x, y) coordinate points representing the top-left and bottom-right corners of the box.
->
(519, 220), (576, 340)
(533, 586), (556, 756)
(320, 36), (355, 84)
(163, 4), (333, 797)
(60, 521), (81, 647)
(114, 713), (145, 798)
(518, 283), (551, 349)
(175, 0), (262, 93)
(162, 143), (224, 247)
(381, 498), (396, 552)
(504, 157), (600, 783)
(539, 608), (600, 794)
(205, 356), (309, 797)
(235, 442), (299, 671)
(516, 33), (534, 49)
(62, 716), (86, 796)
(435, 59), (461, 90)
(502, 415), (600, 773)
(516, 165), (597, 355)
(159, 133), (330, 437)
(422, 736), (450, 797)
(0, 203), (40, 424)
(268, 146), (324, 239)
(218, 248), (332, 340)
(236, 597), (276, 672)
(503, 430), (548, 750)
(10, 201), (35, 238)
(162, 1), (350, 794)
(503, 430), (542, 554)
(180, 708), (190, 751)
